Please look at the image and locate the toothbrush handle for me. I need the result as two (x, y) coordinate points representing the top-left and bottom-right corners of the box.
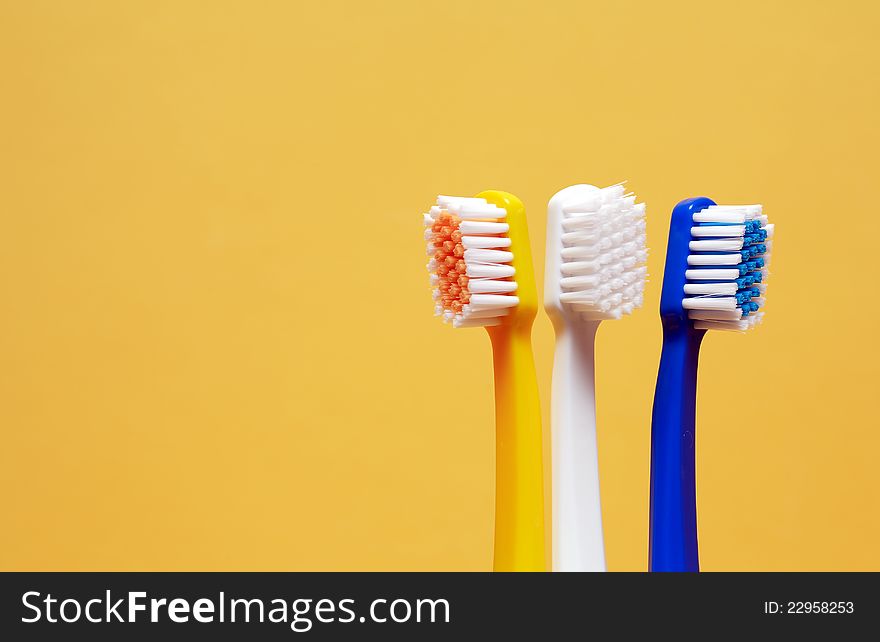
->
(649, 324), (704, 572)
(551, 322), (606, 571)
(489, 324), (546, 572)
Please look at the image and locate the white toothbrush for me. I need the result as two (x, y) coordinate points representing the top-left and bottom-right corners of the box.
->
(544, 183), (648, 571)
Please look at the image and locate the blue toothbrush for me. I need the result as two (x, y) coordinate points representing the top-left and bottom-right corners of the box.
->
(650, 197), (773, 572)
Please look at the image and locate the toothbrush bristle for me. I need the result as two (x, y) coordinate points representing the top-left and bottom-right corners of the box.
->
(557, 184), (648, 321)
(683, 204), (772, 331)
(424, 195), (517, 328)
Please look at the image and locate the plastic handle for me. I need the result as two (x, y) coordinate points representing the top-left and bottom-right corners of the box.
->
(649, 323), (705, 572)
(551, 321), (606, 571)
(488, 324), (546, 572)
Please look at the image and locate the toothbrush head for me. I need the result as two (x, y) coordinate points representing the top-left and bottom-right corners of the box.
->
(424, 191), (536, 329)
(660, 197), (773, 332)
(544, 183), (648, 324)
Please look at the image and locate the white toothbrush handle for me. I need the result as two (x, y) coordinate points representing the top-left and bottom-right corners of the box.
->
(551, 321), (606, 571)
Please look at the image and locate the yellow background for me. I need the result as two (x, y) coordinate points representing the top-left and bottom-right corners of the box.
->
(1, 0), (878, 571)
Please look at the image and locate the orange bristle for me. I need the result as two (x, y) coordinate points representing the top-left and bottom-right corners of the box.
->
(428, 211), (473, 320)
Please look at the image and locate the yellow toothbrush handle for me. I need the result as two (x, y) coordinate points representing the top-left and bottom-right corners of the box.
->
(476, 190), (545, 572)
(489, 324), (546, 571)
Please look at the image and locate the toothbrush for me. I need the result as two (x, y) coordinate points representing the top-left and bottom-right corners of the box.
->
(544, 184), (648, 572)
(424, 191), (545, 572)
(650, 198), (772, 572)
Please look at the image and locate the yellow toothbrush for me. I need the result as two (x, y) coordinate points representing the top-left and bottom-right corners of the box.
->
(424, 190), (545, 571)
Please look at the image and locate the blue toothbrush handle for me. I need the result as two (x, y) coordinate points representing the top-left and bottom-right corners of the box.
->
(649, 324), (705, 572)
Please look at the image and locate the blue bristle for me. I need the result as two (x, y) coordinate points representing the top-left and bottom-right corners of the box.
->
(684, 206), (769, 330)
(740, 246), (763, 260)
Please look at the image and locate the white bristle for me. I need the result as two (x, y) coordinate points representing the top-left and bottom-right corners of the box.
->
(693, 312), (764, 332)
(467, 279), (518, 294)
(692, 211), (745, 224)
(690, 224), (745, 238)
(560, 259), (602, 277)
(683, 203), (770, 332)
(468, 294), (519, 309)
(461, 236), (511, 250)
(562, 230), (602, 246)
(564, 290), (612, 308)
(464, 248), (514, 264)
(691, 204), (762, 224)
(459, 221), (509, 235)
(687, 253), (742, 266)
(689, 238), (744, 252)
(466, 263), (516, 279)
(546, 183), (648, 323)
(560, 274), (601, 291)
(561, 245), (603, 261)
(683, 283), (739, 296)
(454, 203), (506, 220)
(682, 296), (738, 311)
(562, 214), (601, 232)
(434, 196), (507, 220)
(685, 268), (740, 280)
(424, 195), (518, 327)
(601, 184), (626, 202)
